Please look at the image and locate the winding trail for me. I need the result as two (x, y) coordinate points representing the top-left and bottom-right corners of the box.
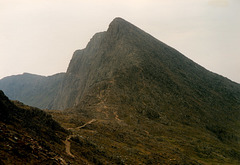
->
(64, 119), (97, 158)
(64, 135), (75, 158)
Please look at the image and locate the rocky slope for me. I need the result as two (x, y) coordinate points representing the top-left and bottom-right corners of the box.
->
(0, 90), (67, 164)
(0, 73), (65, 109)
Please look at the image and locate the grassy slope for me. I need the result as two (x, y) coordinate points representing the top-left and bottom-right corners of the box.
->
(48, 109), (240, 165)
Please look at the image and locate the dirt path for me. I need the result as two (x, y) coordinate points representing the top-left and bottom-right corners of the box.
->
(64, 135), (75, 158)
(76, 119), (97, 129)
(114, 111), (121, 122)
(64, 119), (97, 157)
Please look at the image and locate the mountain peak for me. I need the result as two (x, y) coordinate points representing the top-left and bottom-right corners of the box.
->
(110, 17), (129, 25)
(107, 17), (137, 37)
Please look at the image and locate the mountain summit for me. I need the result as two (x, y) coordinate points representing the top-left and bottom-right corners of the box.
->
(0, 17), (240, 164)
(53, 17), (240, 119)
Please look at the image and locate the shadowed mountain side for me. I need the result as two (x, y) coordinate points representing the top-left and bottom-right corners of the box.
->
(0, 90), (68, 164)
(0, 72), (65, 109)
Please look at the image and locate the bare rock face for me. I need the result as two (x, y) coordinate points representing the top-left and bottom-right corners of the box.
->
(52, 32), (107, 109)
(52, 18), (168, 110)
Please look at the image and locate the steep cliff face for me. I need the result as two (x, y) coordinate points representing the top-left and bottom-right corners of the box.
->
(0, 73), (65, 109)
(52, 32), (107, 109)
(52, 17), (181, 110)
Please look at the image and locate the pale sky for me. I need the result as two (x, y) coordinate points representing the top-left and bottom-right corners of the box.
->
(0, 0), (239, 83)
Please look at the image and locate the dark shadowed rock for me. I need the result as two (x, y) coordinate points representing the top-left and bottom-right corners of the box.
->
(0, 90), (68, 164)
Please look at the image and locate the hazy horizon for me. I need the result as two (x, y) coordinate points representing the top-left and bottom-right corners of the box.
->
(0, 0), (239, 83)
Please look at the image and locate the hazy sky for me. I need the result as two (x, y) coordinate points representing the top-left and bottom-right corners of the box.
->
(0, 0), (239, 83)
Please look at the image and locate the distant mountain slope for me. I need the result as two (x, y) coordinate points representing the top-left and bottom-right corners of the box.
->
(0, 73), (65, 109)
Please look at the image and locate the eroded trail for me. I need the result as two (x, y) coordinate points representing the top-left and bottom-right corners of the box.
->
(64, 135), (75, 158)
(76, 119), (97, 129)
(64, 119), (97, 158)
